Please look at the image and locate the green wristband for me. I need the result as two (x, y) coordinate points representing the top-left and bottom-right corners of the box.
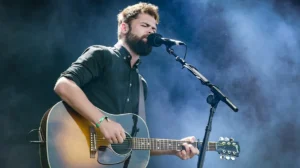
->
(96, 116), (108, 128)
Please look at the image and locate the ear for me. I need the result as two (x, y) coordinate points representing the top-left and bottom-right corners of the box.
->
(120, 22), (129, 34)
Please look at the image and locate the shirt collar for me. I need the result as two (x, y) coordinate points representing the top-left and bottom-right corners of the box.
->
(113, 44), (141, 68)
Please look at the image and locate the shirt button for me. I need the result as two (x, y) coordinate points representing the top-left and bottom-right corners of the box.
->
(127, 98), (130, 102)
(123, 57), (126, 59)
(129, 83), (132, 87)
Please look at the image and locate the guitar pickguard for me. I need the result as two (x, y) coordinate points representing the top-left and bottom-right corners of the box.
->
(97, 146), (131, 165)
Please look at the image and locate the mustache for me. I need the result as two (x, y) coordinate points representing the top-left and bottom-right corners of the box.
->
(141, 34), (149, 39)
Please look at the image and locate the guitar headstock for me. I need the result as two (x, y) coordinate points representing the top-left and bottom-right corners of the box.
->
(216, 137), (240, 160)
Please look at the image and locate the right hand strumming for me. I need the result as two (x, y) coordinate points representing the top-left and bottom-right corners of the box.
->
(98, 119), (126, 144)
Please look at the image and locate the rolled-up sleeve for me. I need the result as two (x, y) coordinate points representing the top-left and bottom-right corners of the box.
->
(60, 46), (109, 87)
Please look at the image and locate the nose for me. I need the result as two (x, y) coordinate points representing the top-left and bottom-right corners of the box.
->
(148, 28), (155, 34)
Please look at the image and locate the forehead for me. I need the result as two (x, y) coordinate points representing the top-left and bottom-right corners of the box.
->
(134, 13), (157, 28)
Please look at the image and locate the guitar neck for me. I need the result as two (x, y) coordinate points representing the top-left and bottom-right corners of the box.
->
(131, 138), (216, 151)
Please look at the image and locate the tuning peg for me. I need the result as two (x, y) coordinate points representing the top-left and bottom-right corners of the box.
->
(224, 137), (230, 141)
(232, 151), (236, 155)
(227, 151), (232, 155)
(219, 137), (224, 141)
(231, 156), (236, 161)
(230, 138), (234, 142)
(220, 155), (225, 160)
(225, 155), (230, 160)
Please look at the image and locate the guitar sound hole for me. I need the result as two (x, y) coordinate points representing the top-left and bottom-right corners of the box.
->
(111, 134), (132, 155)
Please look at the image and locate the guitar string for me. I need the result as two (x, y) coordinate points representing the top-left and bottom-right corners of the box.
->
(94, 138), (217, 144)
(93, 144), (216, 149)
(94, 140), (226, 149)
(93, 137), (221, 149)
(94, 139), (210, 142)
(94, 137), (221, 144)
(94, 140), (216, 144)
(93, 141), (217, 148)
(94, 140), (218, 146)
(102, 146), (216, 150)
(94, 137), (218, 142)
(94, 140), (211, 144)
(92, 148), (216, 150)
(93, 141), (217, 149)
(94, 135), (219, 141)
(92, 146), (217, 150)
(95, 144), (217, 150)
(93, 139), (217, 144)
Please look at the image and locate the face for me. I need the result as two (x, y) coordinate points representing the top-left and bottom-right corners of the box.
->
(123, 13), (157, 56)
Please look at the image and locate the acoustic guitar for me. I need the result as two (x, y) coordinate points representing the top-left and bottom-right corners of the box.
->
(38, 101), (240, 168)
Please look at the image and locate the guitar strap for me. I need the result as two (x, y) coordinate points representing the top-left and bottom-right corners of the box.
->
(122, 72), (146, 168)
(138, 73), (146, 121)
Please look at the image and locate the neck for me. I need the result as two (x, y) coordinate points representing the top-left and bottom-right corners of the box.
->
(131, 137), (217, 151)
(115, 40), (140, 68)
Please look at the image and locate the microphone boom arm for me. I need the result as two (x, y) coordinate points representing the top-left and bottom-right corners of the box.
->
(166, 47), (238, 112)
(165, 46), (239, 168)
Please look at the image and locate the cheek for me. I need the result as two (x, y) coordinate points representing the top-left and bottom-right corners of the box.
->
(132, 26), (147, 36)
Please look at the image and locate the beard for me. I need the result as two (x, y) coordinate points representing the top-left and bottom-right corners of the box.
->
(125, 30), (152, 56)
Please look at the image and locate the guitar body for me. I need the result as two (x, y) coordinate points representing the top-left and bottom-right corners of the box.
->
(39, 101), (150, 168)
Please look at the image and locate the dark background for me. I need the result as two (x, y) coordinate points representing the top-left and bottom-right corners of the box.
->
(1, 0), (300, 167)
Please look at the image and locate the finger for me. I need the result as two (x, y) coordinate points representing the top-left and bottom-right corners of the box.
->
(183, 143), (191, 156)
(185, 136), (196, 143)
(190, 136), (196, 143)
(107, 138), (113, 144)
(182, 151), (189, 160)
(116, 133), (124, 144)
(189, 144), (200, 155)
(111, 136), (118, 144)
(117, 125), (126, 140)
(177, 151), (183, 159)
(181, 149), (187, 156)
(121, 130), (126, 140)
(181, 149), (189, 160)
(188, 144), (198, 157)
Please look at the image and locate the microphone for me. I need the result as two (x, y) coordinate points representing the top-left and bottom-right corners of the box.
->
(147, 33), (186, 47)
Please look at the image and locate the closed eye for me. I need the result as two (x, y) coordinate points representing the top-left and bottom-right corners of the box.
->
(141, 23), (157, 32)
(141, 24), (148, 27)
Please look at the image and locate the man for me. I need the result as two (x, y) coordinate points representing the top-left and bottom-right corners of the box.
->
(54, 2), (199, 161)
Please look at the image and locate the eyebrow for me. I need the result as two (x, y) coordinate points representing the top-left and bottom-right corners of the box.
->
(141, 22), (157, 31)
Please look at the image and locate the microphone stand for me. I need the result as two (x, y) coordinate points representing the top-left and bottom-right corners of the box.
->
(165, 46), (238, 168)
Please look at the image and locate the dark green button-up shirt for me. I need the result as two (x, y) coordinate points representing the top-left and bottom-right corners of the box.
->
(60, 45), (147, 115)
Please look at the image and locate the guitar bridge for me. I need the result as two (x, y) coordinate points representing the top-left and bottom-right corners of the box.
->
(89, 126), (97, 158)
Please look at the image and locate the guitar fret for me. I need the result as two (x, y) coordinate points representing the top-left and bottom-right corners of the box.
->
(172, 141), (174, 150)
(132, 138), (217, 151)
(148, 138), (150, 149)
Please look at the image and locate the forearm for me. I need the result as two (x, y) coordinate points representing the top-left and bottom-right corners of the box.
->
(54, 77), (104, 124)
(150, 150), (176, 156)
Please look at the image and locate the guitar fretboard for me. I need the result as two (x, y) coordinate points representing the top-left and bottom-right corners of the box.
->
(131, 138), (216, 151)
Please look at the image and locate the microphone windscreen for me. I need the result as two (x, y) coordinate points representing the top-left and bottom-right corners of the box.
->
(147, 33), (163, 47)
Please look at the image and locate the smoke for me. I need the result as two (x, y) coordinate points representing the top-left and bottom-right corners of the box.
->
(144, 0), (300, 168)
